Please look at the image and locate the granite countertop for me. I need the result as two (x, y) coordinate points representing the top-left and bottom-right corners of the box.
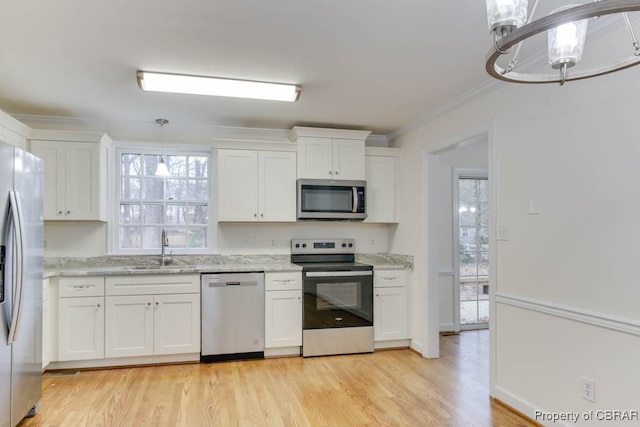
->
(44, 253), (413, 278)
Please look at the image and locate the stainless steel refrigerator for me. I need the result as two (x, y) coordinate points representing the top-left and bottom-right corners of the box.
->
(0, 141), (43, 427)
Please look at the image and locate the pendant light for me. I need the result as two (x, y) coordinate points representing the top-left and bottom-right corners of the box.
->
(547, 5), (589, 85)
(155, 118), (170, 177)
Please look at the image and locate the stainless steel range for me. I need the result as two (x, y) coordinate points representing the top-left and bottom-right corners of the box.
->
(291, 238), (374, 357)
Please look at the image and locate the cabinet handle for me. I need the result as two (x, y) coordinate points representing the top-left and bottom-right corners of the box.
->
(260, 213), (264, 218)
(96, 303), (101, 308)
(329, 171), (333, 175)
(156, 301), (160, 306)
(57, 211), (63, 215)
(376, 294), (379, 297)
(147, 302), (152, 306)
(66, 211), (71, 215)
(297, 297), (301, 300)
(253, 213), (257, 218)
(383, 276), (399, 281)
(335, 171), (339, 175)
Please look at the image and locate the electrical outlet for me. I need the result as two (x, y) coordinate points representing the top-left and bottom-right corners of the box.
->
(582, 377), (595, 402)
(369, 239), (376, 248)
(245, 237), (255, 249)
(43, 238), (49, 249)
(269, 238), (277, 249)
(496, 224), (509, 241)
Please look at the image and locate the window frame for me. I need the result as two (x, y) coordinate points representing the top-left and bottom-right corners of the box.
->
(108, 142), (217, 255)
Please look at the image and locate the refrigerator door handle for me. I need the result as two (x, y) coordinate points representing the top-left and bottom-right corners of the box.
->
(6, 191), (25, 345)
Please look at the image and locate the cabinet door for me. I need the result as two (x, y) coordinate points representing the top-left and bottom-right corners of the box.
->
(265, 290), (302, 348)
(258, 151), (296, 221)
(58, 296), (104, 361)
(30, 141), (66, 220)
(374, 287), (408, 341)
(365, 155), (397, 223)
(332, 138), (365, 180)
(105, 295), (154, 358)
(65, 142), (101, 220)
(297, 137), (333, 179)
(217, 149), (259, 221)
(153, 294), (200, 355)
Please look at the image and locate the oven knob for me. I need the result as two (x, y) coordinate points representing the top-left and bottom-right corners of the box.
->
(342, 243), (347, 248)
(302, 243), (307, 248)
(348, 243), (353, 248)
(295, 244), (300, 248)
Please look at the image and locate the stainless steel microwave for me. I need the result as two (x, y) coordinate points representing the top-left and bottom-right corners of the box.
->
(297, 179), (366, 221)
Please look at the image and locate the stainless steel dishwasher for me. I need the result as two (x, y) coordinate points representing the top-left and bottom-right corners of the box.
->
(200, 272), (265, 362)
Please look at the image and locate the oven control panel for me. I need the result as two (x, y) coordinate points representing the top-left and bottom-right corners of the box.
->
(291, 238), (355, 254)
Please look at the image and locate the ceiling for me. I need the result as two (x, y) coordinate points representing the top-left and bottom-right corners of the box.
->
(0, 1), (505, 136)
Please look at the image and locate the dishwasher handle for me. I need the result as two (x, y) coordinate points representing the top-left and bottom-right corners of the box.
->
(206, 280), (258, 287)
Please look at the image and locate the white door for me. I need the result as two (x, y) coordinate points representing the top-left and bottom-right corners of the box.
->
(374, 287), (408, 341)
(217, 149), (259, 221)
(105, 295), (154, 358)
(332, 138), (365, 180)
(58, 297), (104, 361)
(265, 290), (302, 348)
(65, 143), (100, 220)
(153, 294), (200, 355)
(258, 151), (296, 222)
(296, 137), (333, 179)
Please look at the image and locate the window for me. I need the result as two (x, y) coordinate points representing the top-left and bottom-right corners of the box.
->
(116, 149), (210, 252)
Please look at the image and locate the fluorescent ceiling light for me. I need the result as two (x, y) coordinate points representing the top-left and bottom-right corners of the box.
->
(137, 71), (301, 102)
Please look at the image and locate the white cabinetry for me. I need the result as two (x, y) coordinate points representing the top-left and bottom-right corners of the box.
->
(264, 271), (302, 356)
(218, 149), (296, 222)
(42, 279), (50, 369)
(57, 277), (105, 361)
(365, 148), (400, 223)
(290, 127), (371, 180)
(374, 269), (409, 346)
(104, 275), (200, 358)
(30, 131), (111, 221)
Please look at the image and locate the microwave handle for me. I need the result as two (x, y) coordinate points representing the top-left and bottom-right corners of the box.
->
(352, 187), (358, 213)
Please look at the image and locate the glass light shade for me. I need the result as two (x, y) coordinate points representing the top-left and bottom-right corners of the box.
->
(155, 157), (170, 177)
(486, 0), (528, 33)
(548, 5), (589, 68)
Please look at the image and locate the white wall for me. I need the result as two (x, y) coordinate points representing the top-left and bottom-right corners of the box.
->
(391, 43), (640, 422)
(437, 144), (488, 331)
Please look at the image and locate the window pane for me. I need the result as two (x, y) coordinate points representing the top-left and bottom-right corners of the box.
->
(121, 177), (141, 200)
(120, 204), (141, 224)
(165, 227), (186, 248)
(459, 227), (477, 251)
(188, 205), (208, 225)
(121, 154), (141, 176)
(144, 155), (163, 176)
(143, 227), (162, 249)
(188, 179), (208, 201)
(143, 178), (164, 200)
(479, 227), (489, 251)
(478, 252), (489, 276)
(479, 202), (489, 227)
(460, 252), (477, 277)
(120, 226), (141, 249)
(167, 155), (187, 177)
(188, 227), (207, 248)
(188, 156), (208, 178)
(166, 204), (186, 225)
(166, 179), (187, 201)
(143, 204), (163, 224)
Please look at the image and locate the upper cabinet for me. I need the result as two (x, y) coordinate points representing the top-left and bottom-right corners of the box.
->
(218, 148), (296, 222)
(289, 127), (371, 180)
(365, 147), (400, 223)
(30, 131), (111, 221)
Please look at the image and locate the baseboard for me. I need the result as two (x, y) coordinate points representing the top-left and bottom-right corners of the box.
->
(264, 347), (301, 358)
(46, 353), (199, 370)
(409, 339), (423, 355)
(492, 385), (547, 426)
(492, 395), (543, 426)
(374, 339), (410, 350)
(439, 323), (455, 332)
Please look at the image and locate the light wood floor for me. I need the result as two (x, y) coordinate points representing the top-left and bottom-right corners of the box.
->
(19, 330), (535, 426)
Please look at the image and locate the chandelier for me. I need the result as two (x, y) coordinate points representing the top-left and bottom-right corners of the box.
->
(485, 0), (640, 85)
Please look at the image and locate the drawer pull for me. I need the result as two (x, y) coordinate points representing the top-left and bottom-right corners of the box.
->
(276, 279), (294, 284)
(382, 276), (399, 281)
(72, 285), (94, 289)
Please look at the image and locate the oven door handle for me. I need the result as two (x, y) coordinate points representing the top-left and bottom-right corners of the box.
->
(305, 270), (372, 278)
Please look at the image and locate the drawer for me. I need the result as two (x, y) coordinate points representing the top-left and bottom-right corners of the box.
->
(374, 269), (407, 288)
(106, 274), (199, 296)
(58, 276), (105, 297)
(265, 271), (302, 291)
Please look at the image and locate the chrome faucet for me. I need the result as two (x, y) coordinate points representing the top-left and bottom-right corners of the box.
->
(161, 229), (173, 266)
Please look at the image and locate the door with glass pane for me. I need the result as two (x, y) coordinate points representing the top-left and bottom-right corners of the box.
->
(455, 172), (489, 330)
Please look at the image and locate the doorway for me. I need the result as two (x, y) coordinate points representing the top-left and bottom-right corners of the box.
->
(454, 171), (489, 330)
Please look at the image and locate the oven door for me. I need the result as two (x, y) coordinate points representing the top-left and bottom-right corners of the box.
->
(303, 270), (373, 329)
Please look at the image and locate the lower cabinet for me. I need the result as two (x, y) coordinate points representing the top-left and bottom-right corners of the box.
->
(105, 275), (200, 358)
(105, 293), (200, 358)
(264, 272), (302, 349)
(374, 269), (409, 342)
(57, 276), (105, 361)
